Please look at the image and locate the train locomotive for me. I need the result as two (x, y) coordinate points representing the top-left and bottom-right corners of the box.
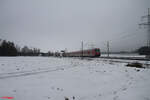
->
(63, 48), (101, 57)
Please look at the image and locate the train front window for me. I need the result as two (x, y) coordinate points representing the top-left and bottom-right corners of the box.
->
(95, 49), (100, 52)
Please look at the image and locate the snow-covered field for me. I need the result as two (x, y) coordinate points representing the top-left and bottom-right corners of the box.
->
(0, 57), (150, 100)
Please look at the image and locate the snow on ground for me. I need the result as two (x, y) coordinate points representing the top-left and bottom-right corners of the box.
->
(0, 57), (150, 100)
(101, 53), (145, 58)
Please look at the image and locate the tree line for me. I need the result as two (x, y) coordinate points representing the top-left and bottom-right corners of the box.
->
(138, 46), (150, 55)
(0, 39), (41, 56)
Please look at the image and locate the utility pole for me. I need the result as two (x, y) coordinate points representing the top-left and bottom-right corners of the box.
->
(107, 41), (110, 57)
(139, 8), (150, 57)
(81, 41), (83, 59)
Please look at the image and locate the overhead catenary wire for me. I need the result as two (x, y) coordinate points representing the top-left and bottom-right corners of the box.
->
(98, 28), (146, 52)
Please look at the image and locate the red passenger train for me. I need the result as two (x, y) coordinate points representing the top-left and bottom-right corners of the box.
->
(63, 48), (101, 57)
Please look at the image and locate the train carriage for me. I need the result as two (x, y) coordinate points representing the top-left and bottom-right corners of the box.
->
(63, 48), (100, 57)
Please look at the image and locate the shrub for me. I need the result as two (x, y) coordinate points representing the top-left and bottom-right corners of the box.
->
(126, 62), (144, 68)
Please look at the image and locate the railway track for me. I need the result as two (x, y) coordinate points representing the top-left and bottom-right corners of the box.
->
(100, 56), (150, 61)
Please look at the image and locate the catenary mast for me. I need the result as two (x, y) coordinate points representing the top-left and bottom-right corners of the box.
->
(139, 8), (150, 47)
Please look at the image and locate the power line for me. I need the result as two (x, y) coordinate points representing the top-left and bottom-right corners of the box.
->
(98, 28), (142, 45)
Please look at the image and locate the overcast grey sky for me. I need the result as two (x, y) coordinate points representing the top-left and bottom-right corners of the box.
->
(0, 0), (150, 52)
